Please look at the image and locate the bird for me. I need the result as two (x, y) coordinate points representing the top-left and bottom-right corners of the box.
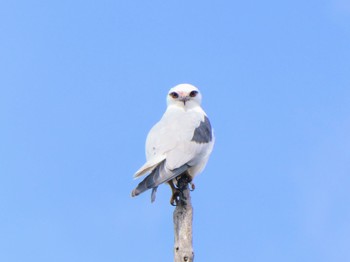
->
(131, 83), (214, 205)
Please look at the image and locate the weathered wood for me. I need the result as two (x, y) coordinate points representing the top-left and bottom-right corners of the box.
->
(173, 175), (194, 262)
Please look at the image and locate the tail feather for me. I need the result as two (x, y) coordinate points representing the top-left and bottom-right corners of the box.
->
(131, 161), (189, 202)
(133, 155), (166, 179)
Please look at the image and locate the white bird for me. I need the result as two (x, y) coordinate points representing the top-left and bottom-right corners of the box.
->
(131, 83), (214, 205)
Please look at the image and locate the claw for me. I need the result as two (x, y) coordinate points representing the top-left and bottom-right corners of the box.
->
(168, 172), (193, 206)
(170, 189), (180, 206)
(168, 180), (179, 206)
(190, 182), (195, 191)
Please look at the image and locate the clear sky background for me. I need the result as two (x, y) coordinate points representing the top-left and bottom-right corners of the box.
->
(1, 1), (350, 261)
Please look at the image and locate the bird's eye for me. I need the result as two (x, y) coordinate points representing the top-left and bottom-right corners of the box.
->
(169, 92), (179, 99)
(189, 90), (198, 97)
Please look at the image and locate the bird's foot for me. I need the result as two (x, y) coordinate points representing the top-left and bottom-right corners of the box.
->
(170, 189), (180, 206)
(170, 173), (193, 206)
(170, 189), (188, 206)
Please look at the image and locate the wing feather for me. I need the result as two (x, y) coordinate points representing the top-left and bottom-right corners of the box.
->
(133, 154), (166, 178)
(131, 161), (190, 200)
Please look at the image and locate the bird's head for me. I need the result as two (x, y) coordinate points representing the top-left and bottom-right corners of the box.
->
(166, 83), (202, 108)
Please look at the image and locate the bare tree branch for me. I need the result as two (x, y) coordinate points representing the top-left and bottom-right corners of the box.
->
(173, 175), (194, 262)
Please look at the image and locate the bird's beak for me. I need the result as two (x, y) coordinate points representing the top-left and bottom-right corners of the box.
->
(178, 93), (190, 105)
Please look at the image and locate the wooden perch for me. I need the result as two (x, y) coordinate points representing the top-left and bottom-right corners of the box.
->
(173, 174), (194, 262)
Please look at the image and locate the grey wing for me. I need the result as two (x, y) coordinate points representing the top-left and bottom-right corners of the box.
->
(166, 114), (213, 170)
(131, 161), (190, 202)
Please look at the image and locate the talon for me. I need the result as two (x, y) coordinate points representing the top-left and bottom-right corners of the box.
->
(170, 190), (180, 206)
(168, 172), (194, 206)
(190, 182), (195, 191)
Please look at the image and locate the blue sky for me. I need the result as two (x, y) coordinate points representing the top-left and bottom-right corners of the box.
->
(1, 0), (350, 261)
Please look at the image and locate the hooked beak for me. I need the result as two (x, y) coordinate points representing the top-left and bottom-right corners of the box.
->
(176, 91), (190, 105)
(179, 96), (190, 105)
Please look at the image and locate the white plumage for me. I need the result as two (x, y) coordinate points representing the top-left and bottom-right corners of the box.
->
(131, 84), (214, 204)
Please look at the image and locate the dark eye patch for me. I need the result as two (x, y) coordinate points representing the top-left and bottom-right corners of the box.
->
(189, 90), (198, 97)
(169, 92), (179, 99)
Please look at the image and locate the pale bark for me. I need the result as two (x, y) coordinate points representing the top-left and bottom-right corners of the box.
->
(173, 175), (194, 262)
